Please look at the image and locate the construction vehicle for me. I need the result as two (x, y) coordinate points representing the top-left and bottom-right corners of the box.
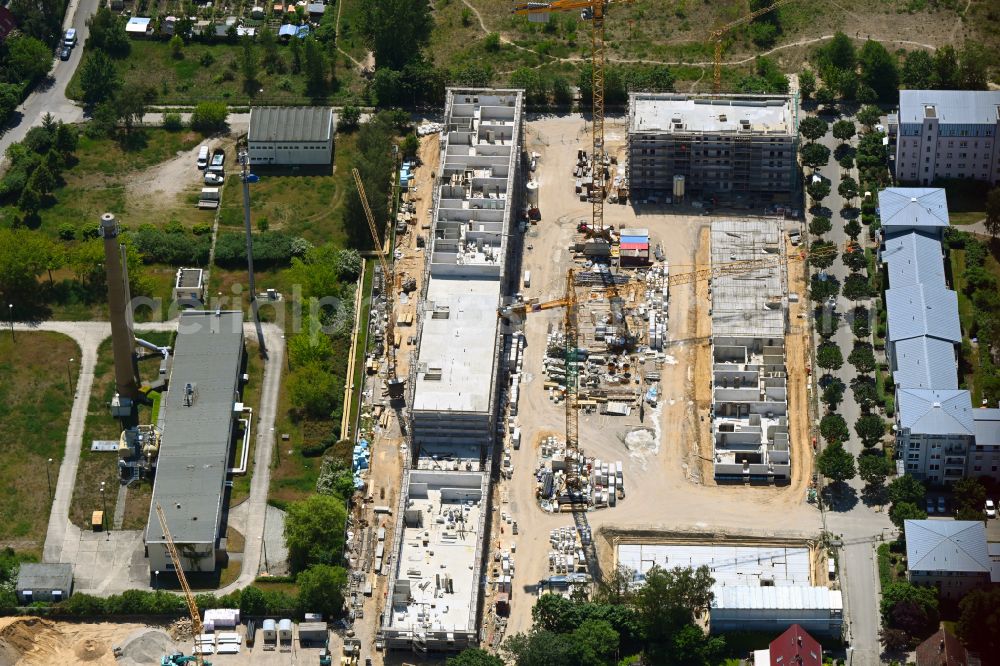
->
(154, 503), (210, 666)
(352, 167), (406, 401)
(711, 0), (801, 92)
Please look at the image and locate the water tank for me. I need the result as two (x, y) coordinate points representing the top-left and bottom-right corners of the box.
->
(526, 180), (539, 208)
(672, 175), (685, 199)
(278, 619), (293, 640)
(262, 619), (277, 641)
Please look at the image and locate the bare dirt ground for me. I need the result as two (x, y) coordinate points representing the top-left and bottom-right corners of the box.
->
(126, 138), (227, 214)
(0, 616), (158, 666)
(494, 114), (824, 639)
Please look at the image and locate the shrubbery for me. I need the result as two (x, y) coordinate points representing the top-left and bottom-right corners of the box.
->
(214, 231), (305, 269)
(131, 225), (211, 265)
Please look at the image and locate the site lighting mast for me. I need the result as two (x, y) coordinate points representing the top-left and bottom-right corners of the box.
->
(513, 0), (633, 234)
(239, 149), (268, 359)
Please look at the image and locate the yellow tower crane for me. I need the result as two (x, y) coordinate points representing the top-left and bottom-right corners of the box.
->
(513, 1), (633, 233)
(154, 503), (207, 666)
(711, 0), (802, 93)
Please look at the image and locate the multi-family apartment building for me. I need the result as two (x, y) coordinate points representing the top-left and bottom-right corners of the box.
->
(878, 187), (1000, 484)
(891, 90), (1000, 186)
(627, 94), (797, 204)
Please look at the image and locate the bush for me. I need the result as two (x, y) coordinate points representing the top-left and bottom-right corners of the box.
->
(57, 223), (77, 240)
(190, 101), (228, 133)
(214, 231), (294, 269)
(131, 225), (211, 265)
(192, 222), (212, 236)
(162, 113), (183, 131)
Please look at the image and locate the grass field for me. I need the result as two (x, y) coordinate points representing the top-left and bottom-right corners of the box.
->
(67, 39), (368, 107)
(934, 179), (989, 226)
(231, 341), (265, 504)
(69, 330), (174, 531)
(0, 332), (80, 555)
(950, 242), (1000, 405)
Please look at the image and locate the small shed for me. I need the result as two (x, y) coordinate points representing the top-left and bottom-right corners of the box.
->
(16, 563), (73, 604)
(297, 622), (327, 645)
(125, 17), (151, 38)
(277, 619), (293, 641)
(307, 3), (325, 16)
(278, 24), (296, 38)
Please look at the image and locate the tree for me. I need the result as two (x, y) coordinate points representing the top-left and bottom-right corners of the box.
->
(288, 361), (340, 418)
(809, 215), (832, 236)
(888, 474), (925, 507)
(957, 42), (988, 90)
(848, 341), (876, 373)
(985, 187), (1000, 239)
(809, 274), (839, 302)
(571, 619), (619, 665)
(258, 26), (280, 74)
(800, 143), (830, 168)
(820, 413), (849, 443)
(635, 566), (715, 662)
(879, 627), (911, 652)
(296, 564), (347, 618)
(814, 86), (835, 109)
(799, 116), (828, 142)
(932, 45), (959, 89)
(338, 106), (361, 132)
(86, 6), (130, 57)
(6, 35), (53, 84)
(808, 241), (836, 269)
(844, 219), (861, 241)
(832, 120), (856, 142)
(240, 36), (259, 90)
(807, 178), (831, 204)
(817, 441), (856, 483)
(190, 101), (228, 133)
(956, 588), (1000, 656)
(116, 83), (156, 134)
(881, 581), (939, 632)
(858, 40), (898, 102)
(851, 376), (878, 410)
(303, 37), (328, 95)
(855, 413), (886, 447)
(447, 649), (504, 666)
(952, 477), (987, 516)
(239, 585), (268, 617)
(816, 31), (856, 72)
(799, 68), (816, 100)
(856, 105), (881, 130)
(888, 501), (926, 531)
(79, 50), (122, 106)
(503, 629), (578, 666)
(284, 494), (348, 571)
(816, 342), (843, 372)
(843, 273), (871, 301)
(510, 68), (547, 107)
(851, 305), (870, 336)
(822, 377), (845, 409)
(169, 34), (184, 59)
(838, 176), (859, 202)
(901, 49), (933, 89)
(359, 0), (433, 70)
(858, 451), (892, 487)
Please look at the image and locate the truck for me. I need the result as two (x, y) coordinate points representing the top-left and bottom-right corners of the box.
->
(522, 270), (531, 289)
(198, 187), (221, 209)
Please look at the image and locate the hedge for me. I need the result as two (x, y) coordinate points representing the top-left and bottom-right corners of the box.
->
(214, 231), (297, 269)
(131, 226), (211, 265)
(54, 585), (298, 618)
(877, 543), (892, 588)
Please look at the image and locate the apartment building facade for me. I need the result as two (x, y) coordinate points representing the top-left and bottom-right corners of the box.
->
(893, 90), (1000, 186)
(627, 94), (797, 204)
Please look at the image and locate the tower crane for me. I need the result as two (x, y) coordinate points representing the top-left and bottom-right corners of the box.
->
(352, 167), (405, 399)
(513, 0), (633, 233)
(711, 0), (802, 93)
(154, 503), (208, 666)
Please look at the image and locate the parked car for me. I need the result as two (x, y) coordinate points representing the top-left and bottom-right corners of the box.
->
(937, 496), (947, 514)
(207, 149), (225, 173)
(986, 499), (996, 519)
(925, 497), (935, 514)
(196, 145), (209, 170)
(63, 28), (77, 47)
(204, 171), (224, 185)
(58, 46), (71, 61)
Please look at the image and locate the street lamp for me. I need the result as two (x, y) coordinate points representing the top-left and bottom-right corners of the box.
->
(100, 482), (108, 537)
(46, 458), (53, 503)
(68, 358), (75, 394)
(7, 304), (13, 341)
(154, 570), (159, 591)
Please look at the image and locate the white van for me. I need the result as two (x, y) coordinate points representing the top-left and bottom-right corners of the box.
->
(196, 145), (209, 170)
(522, 270), (531, 289)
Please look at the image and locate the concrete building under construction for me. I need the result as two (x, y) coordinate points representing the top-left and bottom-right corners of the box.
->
(382, 88), (524, 653)
(709, 219), (791, 483)
(627, 94), (797, 204)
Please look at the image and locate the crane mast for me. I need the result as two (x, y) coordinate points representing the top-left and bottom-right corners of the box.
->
(155, 503), (205, 666)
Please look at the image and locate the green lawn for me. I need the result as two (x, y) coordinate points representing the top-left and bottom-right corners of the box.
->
(230, 341), (265, 505)
(934, 179), (989, 226)
(68, 39), (367, 107)
(0, 332), (80, 555)
(949, 241), (1000, 404)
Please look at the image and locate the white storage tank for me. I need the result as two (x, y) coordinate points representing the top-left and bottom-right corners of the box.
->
(672, 175), (685, 200)
(278, 619), (293, 641)
(261, 619), (277, 642)
(526, 180), (539, 207)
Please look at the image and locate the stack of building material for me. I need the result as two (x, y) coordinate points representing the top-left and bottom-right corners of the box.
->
(352, 439), (370, 489)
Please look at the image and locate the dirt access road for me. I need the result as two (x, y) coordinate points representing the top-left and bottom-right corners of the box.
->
(495, 114), (823, 638)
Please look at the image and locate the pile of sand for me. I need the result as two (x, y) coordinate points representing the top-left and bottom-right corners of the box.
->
(118, 629), (176, 666)
(0, 616), (156, 666)
(0, 617), (57, 664)
(73, 638), (107, 661)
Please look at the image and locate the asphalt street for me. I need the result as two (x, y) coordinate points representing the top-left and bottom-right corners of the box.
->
(806, 118), (894, 666)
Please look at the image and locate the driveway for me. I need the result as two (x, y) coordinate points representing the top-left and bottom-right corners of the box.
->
(15, 319), (283, 594)
(0, 0), (99, 163)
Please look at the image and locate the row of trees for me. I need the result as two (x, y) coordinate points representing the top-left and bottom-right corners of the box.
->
(0, 0), (70, 124)
(1, 114), (79, 224)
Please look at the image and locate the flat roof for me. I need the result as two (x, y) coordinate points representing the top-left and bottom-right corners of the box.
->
(630, 93), (794, 135)
(618, 544), (812, 587)
(387, 471), (486, 637)
(249, 106), (334, 143)
(973, 408), (1000, 448)
(176, 268), (203, 289)
(146, 311), (244, 545)
(710, 219), (786, 339)
(412, 277), (500, 414)
(898, 90), (1000, 126)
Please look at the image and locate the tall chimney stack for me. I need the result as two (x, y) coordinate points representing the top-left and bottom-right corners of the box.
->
(100, 213), (140, 403)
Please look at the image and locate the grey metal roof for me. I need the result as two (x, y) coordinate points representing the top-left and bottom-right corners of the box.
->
(904, 520), (990, 574)
(897, 388), (974, 435)
(146, 311), (244, 545)
(972, 408), (1000, 448)
(885, 283), (961, 344)
(891, 336), (958, 390)
(15, 563), (73, 592)
(881, 230), (946, 289)
(711, 586), (842, 611)
(878, 188), (950, 231)
(898, 90), (1000, 126)
(248, 106), (334, 143)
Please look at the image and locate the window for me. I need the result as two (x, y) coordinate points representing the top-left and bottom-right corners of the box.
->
(960, 140), (968, 147)
(960, 152), (967, 158)
(925, 167), (930, 172)
(974, 465), (982, 471)
(947, 153), (953, 158)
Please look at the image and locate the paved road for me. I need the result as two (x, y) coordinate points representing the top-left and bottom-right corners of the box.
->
(0, 0), (99, 160)
(17, 319), (283, 593)
(805, 120), (894, 666)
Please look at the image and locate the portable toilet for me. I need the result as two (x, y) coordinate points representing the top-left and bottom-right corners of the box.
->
(278, 619), (293, 642)
(261, 619), (277, 642)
